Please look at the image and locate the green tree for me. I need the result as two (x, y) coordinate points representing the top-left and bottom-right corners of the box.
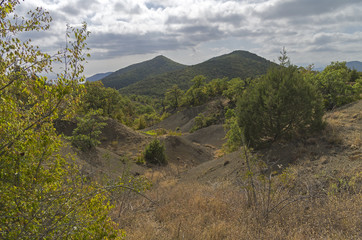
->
(0, 1), (123, 238)
(165, 84), (184, 111)
(144, 139), (167, 165)
(183, 75), (208, 106)
(205, 77), (228, 98)
(69, 109), (107, 151)
(223, 109), (243, 152)
(278, 46), (290, 67)
(82, 81), (131, 122)
(236, 65), (324, 148)
(222, 77), (249, 105)
(310, 62), (362, 110)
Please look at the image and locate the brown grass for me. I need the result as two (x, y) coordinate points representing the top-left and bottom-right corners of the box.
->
(119, 173), (361, 240)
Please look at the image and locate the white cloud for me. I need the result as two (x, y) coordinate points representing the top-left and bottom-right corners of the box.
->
(13, 0), (362, 75)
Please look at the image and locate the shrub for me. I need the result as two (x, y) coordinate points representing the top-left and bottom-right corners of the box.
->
(310, 62), (362, 110)
(236, 66), (324, 148)
(190, 113), (218, 133)
(144, 139), (167, 165)
(69, 109), (107, 151)
(222, 109), (243, 152)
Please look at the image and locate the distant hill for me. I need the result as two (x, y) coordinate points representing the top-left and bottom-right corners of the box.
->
(346, 61), (362, 71)
(86, 72), (113, 82)
(101, 55), (187, 89)
(119, 50), (277, 96)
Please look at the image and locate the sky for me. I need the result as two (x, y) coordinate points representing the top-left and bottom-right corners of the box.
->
(15, 0), (362, 77)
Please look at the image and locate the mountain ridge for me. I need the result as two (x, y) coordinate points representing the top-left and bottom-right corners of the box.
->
(101, 55), (187, 89)
(86, 72), (113, 82)
(118, 50), (277, 96)
(346, 61), (362, 71)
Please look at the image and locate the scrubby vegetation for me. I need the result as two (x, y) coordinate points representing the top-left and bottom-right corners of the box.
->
(1, 1), (361, 239)
(68, 109), (107, 151)
(143, 139), (167, 165)
(0, 2), (147, 239)
(309, 61), (362, 110)
(236, 65), (325, 148)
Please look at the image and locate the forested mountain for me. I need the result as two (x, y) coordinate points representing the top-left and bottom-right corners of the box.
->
(346, 61), (362, 71)
(101, 55), (187, 89)
(119, 50), (277, 96)
(86, 72), (112, 82)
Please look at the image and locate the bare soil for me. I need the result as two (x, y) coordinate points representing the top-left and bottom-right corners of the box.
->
(62, 99), (361, 239)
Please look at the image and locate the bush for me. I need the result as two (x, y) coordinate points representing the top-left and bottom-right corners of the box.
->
(310, 62), (362, 110)
(190, 113), (219, 133)
(144, 139), (167, 165)
(236, 66), (324, 148)
(69, 109), (107, 151)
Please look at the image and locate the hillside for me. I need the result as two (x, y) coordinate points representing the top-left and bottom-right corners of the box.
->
(119, 50), (277, 96)
(62, 97), (361, 239)
(101, 55), (187, 89)
(121, 100), (361, 239)
(86, 72), (112, 82)
(347, 61), (362, 71)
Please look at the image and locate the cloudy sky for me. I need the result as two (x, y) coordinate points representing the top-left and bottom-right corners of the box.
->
(16, 0), (362, 76)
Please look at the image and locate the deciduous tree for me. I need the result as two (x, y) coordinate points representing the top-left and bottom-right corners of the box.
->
(0, 1), (123, 238)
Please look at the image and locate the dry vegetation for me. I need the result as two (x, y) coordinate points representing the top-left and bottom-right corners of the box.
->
(120, 176), (360, 239)
(70, 100), (361, 239)
(114, 100), (361, 239)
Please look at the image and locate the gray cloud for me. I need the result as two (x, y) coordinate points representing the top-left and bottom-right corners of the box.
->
(14, 0), (362, 75)
(259, 0), (362, 19)
(145, 2), (165, 10)
(88, 32), (191, 59)
(60, 4), (79, 16)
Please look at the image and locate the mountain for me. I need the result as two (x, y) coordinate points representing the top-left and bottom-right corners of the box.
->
(346, 61), (362, 71)
(101, 55), (187, 89)
(86, 72), (113, 82)
(119, 50), (277, 96)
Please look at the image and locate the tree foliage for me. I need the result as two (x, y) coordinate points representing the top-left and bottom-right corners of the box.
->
(0, 1), (122, 238)
(143, 139), (167, 165)
(68, 109), (107, 151)
(236, 65), (324, 148)
(165, 84), (184, 111)
(81, 81), (162, 129)
(309, 61), (362, 110)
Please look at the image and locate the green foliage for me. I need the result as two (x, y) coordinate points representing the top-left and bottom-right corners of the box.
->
(0, 1), (122, 238)
(182, 75), (208, 106)
(190, 113), (218, 133)
(81, 81), (163, 129)
(82, 81), (133, 123)
(310, 62), (362, 110)
(236, 65), (324, 148)
(205, 77), (228, 98)
(223, 109), (243, 152)
(119, 50), (276, 97)
(69, 109), (107, 151)
(165, 84), (184, 111)
(222, 77), (250, 105)
(144, 139), (167, 165)
(142, 128), (168, 136)
(102, 55), (187, 90)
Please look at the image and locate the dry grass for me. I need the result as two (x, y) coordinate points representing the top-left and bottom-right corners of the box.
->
(119, 173), (361, 240)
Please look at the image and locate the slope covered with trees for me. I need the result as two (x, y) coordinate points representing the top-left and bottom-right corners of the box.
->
(102, 55), (187, 89)
(119, 50), (277, 96)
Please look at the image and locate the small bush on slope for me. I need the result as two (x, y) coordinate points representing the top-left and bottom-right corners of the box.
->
(144, 139), (167, 165)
